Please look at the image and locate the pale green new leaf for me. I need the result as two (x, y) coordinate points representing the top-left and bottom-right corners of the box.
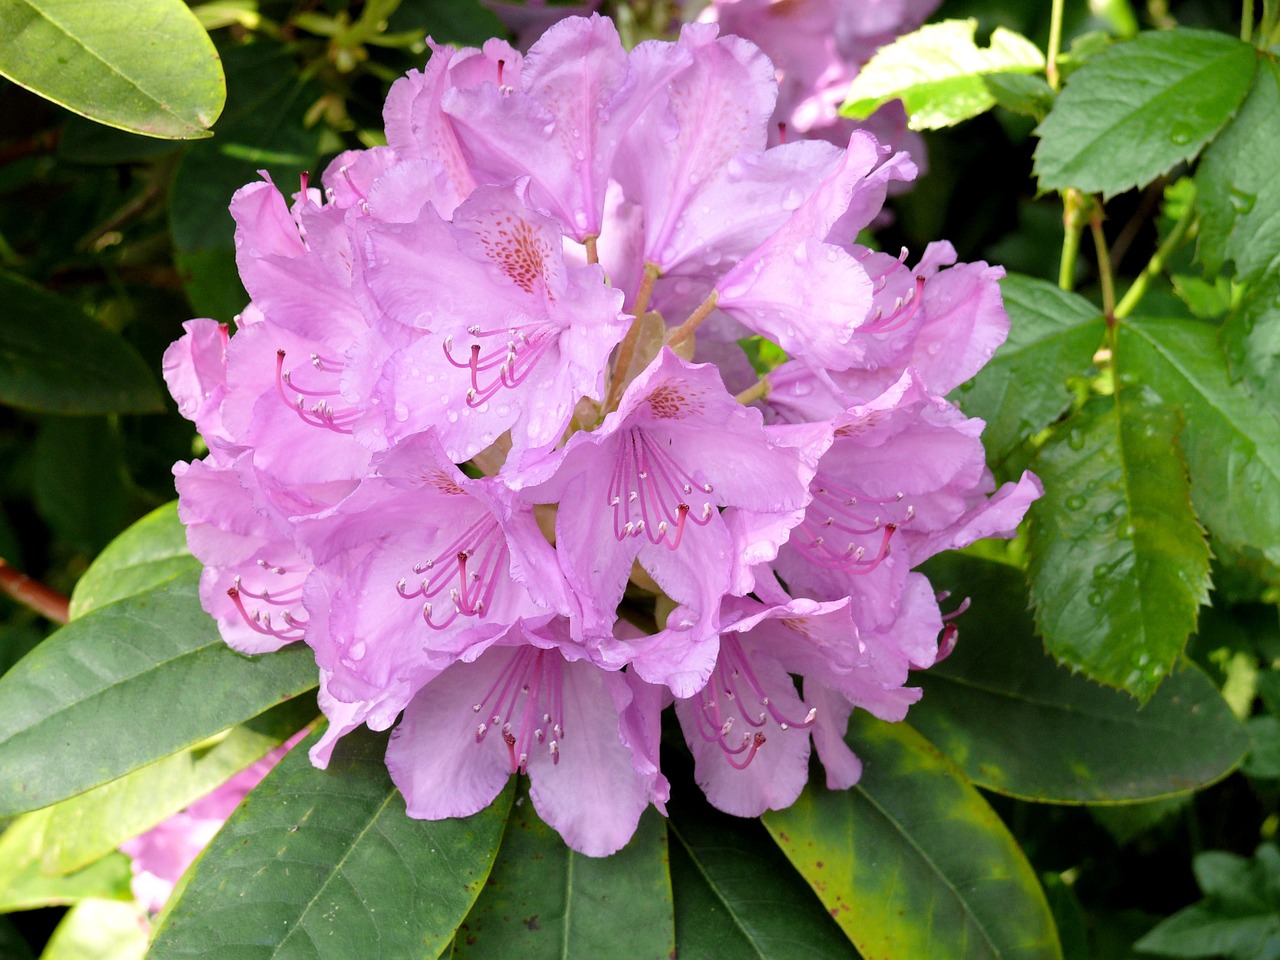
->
(0, 0), (224, 139)
(39, 899), (148, 960)
(842, 19), (1045, 130)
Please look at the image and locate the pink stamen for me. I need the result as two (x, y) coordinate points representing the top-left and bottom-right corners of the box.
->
(275, 349), (357, 434)
(443, 324), (554, 407)
(607, 428), (715, 549)
(472, 648), (565, 773)
(862, 275), (926, 335)
(396, 514), (508, 630)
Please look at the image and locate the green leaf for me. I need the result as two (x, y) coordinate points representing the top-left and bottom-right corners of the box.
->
(1195, 59), (1280, 285)
(38, 899), (148, 960)
(841, 19), (1045, 130)
(1033, 28), (1256, 198)
(41, 697), (315, 874)
(915, 554), (1247, 802)
(0, 809), (132, 913)
(169, 40), (323, 321)
(148, 726), (512, 960)
(1135, 844), (1280, 958)
(0, 572), (317, 817)
(1117, 316), (1280, 566)
(34, 417), (132, 555)
(984, 73), (1056, 121)
(1027, 388), (1210, 700)
(452, 787), (673, 960)
(389, 0), (506, 47)
(955, 273), (1104, 465)
(1221, 277), (1280, 415)
(667, 782), (859, 960)
(0, 0), (224, 139)
(69, 502), (196, 619)
(0, 272), (164, 414)
(763, 713), (1062, 960)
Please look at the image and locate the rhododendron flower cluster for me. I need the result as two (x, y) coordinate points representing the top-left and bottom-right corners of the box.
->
(165, 14), (1040, 856)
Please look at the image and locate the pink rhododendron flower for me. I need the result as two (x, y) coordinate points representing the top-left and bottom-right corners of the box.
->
(166, 13), (1038, 857)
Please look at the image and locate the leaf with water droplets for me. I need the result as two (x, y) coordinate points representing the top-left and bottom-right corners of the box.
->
(955, 273), (1104, 466)
(1034, 28), (1256, 197)
(763, 713), (1062, 960)
(149, 726), (513, 960)
(1117, 316), (1280, 566)
(915, 553), (1247, 802)
(1221, 275), (1280, 417)
(1196, 58), (1280, 285)
(1027, 387), (1211, 701)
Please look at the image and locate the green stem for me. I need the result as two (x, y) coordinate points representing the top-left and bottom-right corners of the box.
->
(1243, 0), (1255, 41)
(734, 379), (770, 405)
(1046, 0), (1066, 90)
(1090, 213), (1116, 318)
(1059, 188), (1087, 291)
(1113, 186), (1198, 320)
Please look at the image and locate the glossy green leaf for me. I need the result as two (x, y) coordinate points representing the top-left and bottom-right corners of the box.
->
(42, 697), (315, 874)
(842, 19), (1044, 130)
(1195, 59), (1280, 285)
(148, 726), (513, 960)
(915, 554), (1246, 802)
(1034, 29), (1256, 197)
(0, 809), (132, 913)
(453, 787), (672, 960)
(170, 41), (322, 321)
(1117, 316), (1280, 565)
(763, 713), (1062, 960)
(0, 0), (224, 138)
(1027, 388), (1211, 700)
(39, 899), (148, 960)
(667, 782), (859, 960)
(0, 272), (164, 414)
(955, 273), (1104, 464)
(984, 73), (1056, 121)
(0, 572), (317, 817)
(69, 502), (196, 619)
(1221, 276), (1280, 417)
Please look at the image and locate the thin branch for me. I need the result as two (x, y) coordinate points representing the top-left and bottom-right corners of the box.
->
(0, 559), (70, 624)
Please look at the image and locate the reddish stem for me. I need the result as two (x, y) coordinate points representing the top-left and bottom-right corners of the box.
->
(0, 558), (70, 624)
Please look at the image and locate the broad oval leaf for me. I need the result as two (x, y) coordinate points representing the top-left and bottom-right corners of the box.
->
(41, 697), (316, 875)
(0, 572), (316, 817)
(668, 781), (859, 960)
(1195, 59), (1280, 285)
(69, 501), (195, 619)
(956, 274), (1104, 465)
(1034, 28), (1256, 198)
(842, 19), (1044, 130)
(915, 554), (1247, 802)
(0, 272), (164, 415)
(1027, 388), (1211, 701)
(0, 0), (223, 139)
(148, 726), (513, 960)
(1117, 316), (1280, 566)
(763, 713), (1062, 960)
(453, 785), (673, 960)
